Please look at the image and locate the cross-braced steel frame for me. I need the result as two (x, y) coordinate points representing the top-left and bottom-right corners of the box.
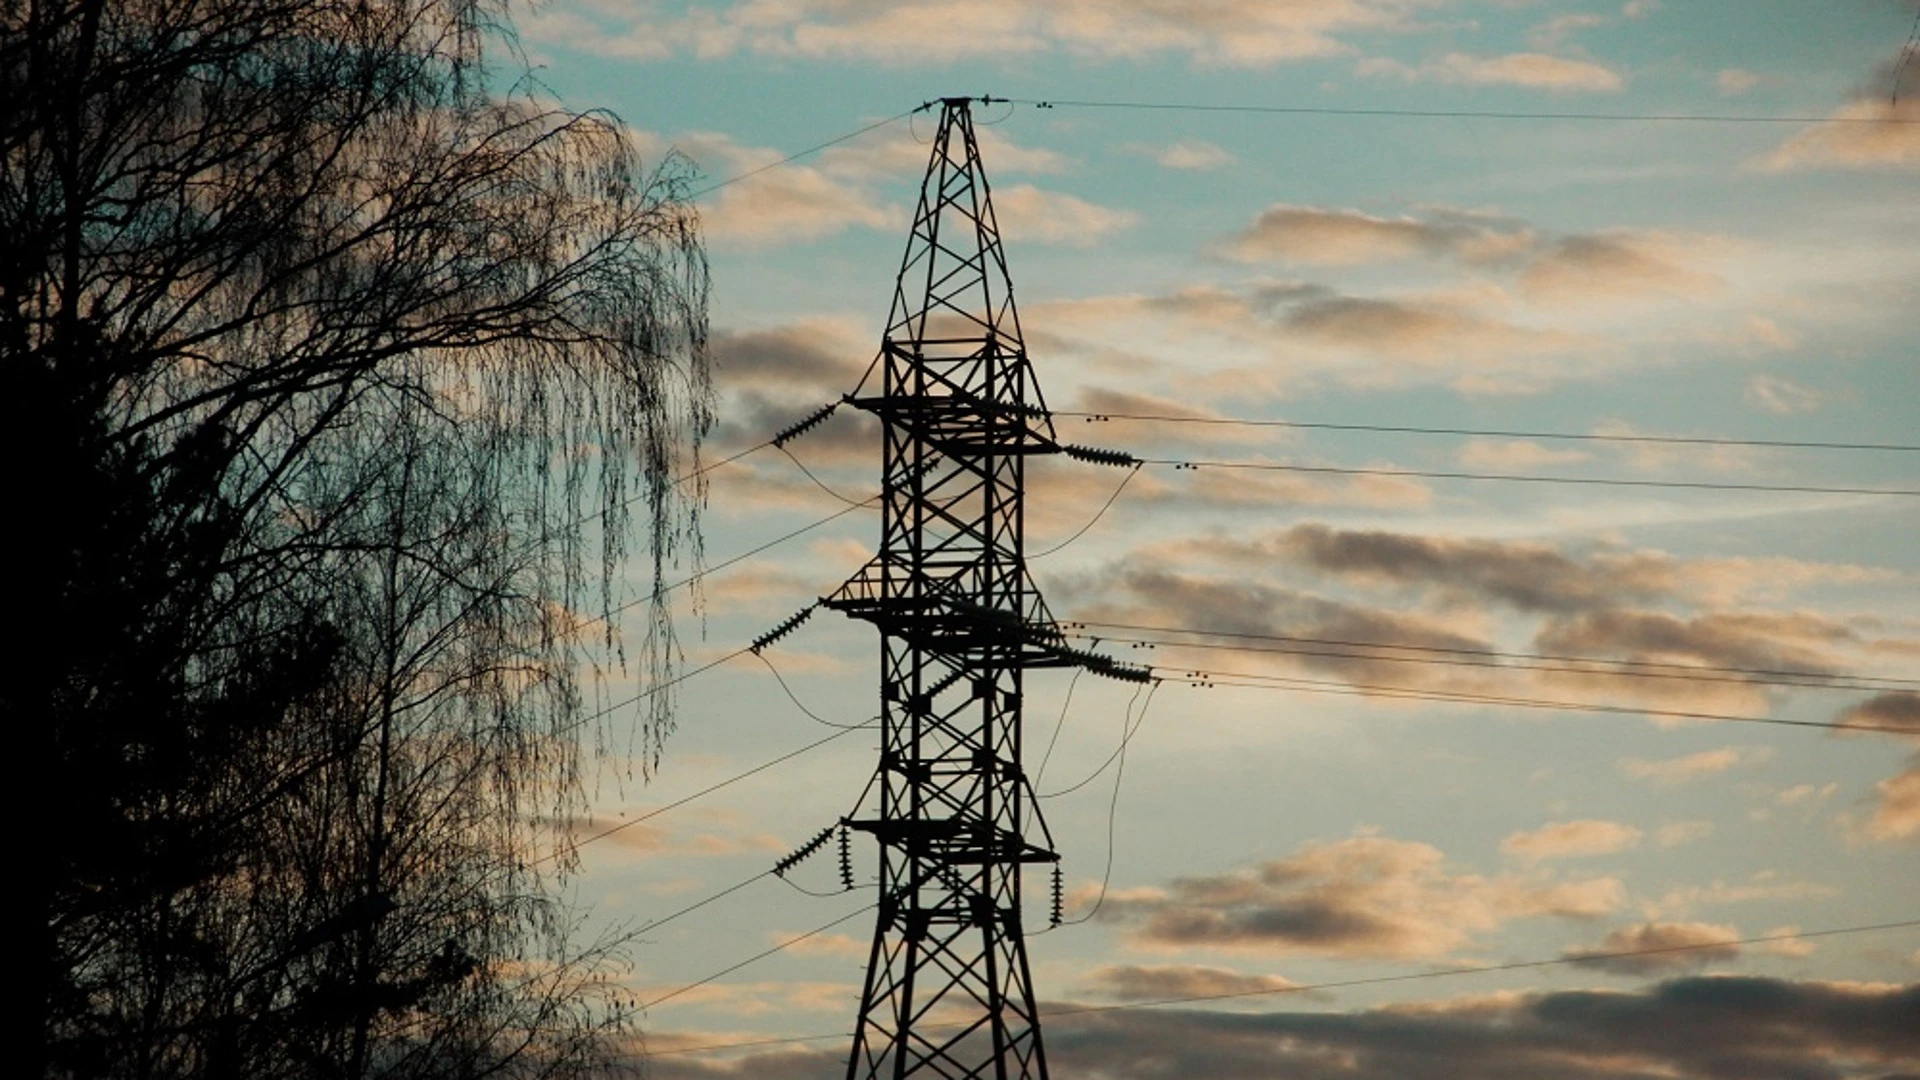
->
(825, 97), (1118, 1080)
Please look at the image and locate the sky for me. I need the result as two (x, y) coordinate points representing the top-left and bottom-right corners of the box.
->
(512, 1), (1920, 1076)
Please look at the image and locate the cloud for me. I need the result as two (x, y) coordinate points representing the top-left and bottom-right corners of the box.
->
(712, 320), (870, 394)
(1129, 139), (1237, 171)
(1619, 747), (1771, 785)
(531, 0), (1448, 68)
(1456, 438), (1592, 469)
(1518, 232), (1723, 307)
(993, 184), (1140, 246)
(1866, 763), (1920, 842)
(1036, 978), (1920, 1080)
(1562, 921), (1743, 974)
(1758, 56), (1920, 172)
(1642, 875), (1837, 919)
(1527, 13), (1607, 50)
(1057, 563), (1498, 686)
(1219, 204), (1535, 266)
(1027, 276), (1592, 395)
(1754, 925), (1816, 958)
(1534, 609), (1851, 685)
(650, 130), (895, 246)
(1717, 68), (1764, 96)
(1775, 782), (1838, 807)
(646, 978), (1920, 1080)
(1054, 526), (1901, 721)
(1095, 833), (1623, 959)
(1654, 821), (1715, 848)
(1361, 52), (1626, 92)
(628, 124), (1088, 248)
(1271, 524), (1675, 614)
(1502, 820), (1644, 862)
(1836, 691), (1920, 740)
(1743, 374), (1829, 415)
(1080, 963), (1300, 1002)
(1282, 294), (1578, 363)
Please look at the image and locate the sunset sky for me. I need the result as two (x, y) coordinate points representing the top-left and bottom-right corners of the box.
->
(517, 2), (1919, 1075)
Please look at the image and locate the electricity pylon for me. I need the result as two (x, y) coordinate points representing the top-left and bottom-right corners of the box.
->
(825, 96), (1146, 1080)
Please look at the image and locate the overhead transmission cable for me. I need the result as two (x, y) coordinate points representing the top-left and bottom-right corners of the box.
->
(1067, 620), (1920, 689)
(688, 109), (922, 198)
(1068, 627), (1920, 694)
(643, 919), (1920, 1057)
(1151, 664), (1915, 735)
(642, 903), (879, 1010)
(1031, 463), (1143, 559)
(1053, 682), (1160, 929)
(1057, 410), (1920, 454)
(537, 724), (869, 866)
(1005, 96), (1920, 125)
(1130, 454), (1920, 498)
(755, 649), (878, 731)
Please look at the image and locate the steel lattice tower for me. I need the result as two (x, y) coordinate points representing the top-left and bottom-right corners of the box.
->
(825, 97), (1145, 1080)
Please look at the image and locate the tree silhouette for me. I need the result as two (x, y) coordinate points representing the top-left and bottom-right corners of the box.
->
(3, 0), (710, 1074)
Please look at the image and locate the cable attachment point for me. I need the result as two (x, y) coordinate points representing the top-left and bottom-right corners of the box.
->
(1063, 444), (1138, 468)
(837, 823), (856, 891)
(774, 823), (836, 877)
(772, 402), (839, 447)
(1049, 865), (1065, 928)
(750, 604), (818, 654)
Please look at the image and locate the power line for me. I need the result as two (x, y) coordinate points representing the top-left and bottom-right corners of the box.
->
(643, 919), (1920, 1057)
(1031, 463), (1142, 559)
(642, 903), (878, 1010)
(688, 110), (922, 198)
(608, 497), (879, 621)
(1009, 96), (1920, 125)
(1069, 629), (1920, 694)
(1057, 410), (1920, 454)
(1067, 620), (1920, 689)
(1133, 455), (1920, 498)
(538, 723), (869, 865)
(1154, 665), (1915, 735)
(777, 443), (876, 508)
(756, 649), (878, 731)
(558, 646), (755, 740)
(1055, 683), (1159, 929)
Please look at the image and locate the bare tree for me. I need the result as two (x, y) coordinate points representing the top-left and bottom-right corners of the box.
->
(2, 0), (710, 1074)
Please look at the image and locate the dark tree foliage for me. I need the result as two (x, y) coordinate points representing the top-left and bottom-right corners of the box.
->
(1, 0), (711, 1074)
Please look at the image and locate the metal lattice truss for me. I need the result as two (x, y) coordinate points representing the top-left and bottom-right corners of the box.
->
(825, 98), (1142, 1080)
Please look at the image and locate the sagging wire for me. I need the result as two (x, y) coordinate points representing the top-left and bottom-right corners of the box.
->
(778, 443), (874, 507)
(1032, 668), (1083, 800)
(1039, 679), (1152, 800)
(756, 650), (876, 732)
(1056, 680), (1160, 928)
(1030, 463), (1142, 559)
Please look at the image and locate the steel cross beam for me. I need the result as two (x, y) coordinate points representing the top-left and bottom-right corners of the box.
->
(825, 97), (1142, 1080)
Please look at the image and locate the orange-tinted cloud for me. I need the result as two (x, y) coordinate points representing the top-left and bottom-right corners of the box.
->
(1220, 205), (1535, 266)
(1501, 819), (1644, 862)
(1518, 232), (1723, 307)
(1562, 921), (1743, 974)
(1759, 53), (1920, 173)
(1094, 833), (1623, 958)
(1359, 51), (1625, 92)
(536, 0), (1448, 68)
(1079, 963), (1301, 1002)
